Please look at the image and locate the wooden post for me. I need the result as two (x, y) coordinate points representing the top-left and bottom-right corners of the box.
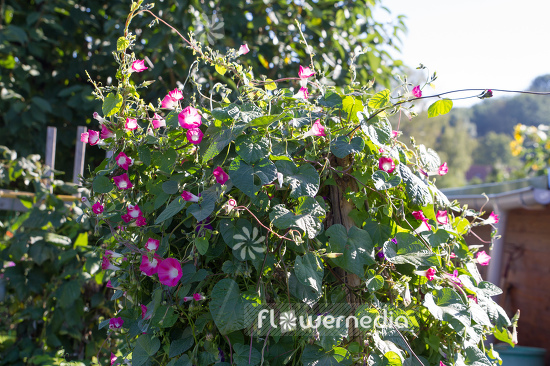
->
(73, 126), (87, 185)
(45, 127), (57, 192)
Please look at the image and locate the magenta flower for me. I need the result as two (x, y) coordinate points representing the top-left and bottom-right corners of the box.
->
(92, 202), (104, 215)
(135, 216), (147, 227)
(436, 210), (448, 225)
(116, 152), (133, 171)
(109, 317), (124, 330)
(168, 88), (183, 101)
(426, 268), (436, 281)
(486, 212), (499, 224)
(303, 119), (326, 138)
(476, 251), (491, 266)
(412, 211), (427, 221)
(442, 270), (462, 287)
(145, 238), (160, 252)
(178, 106), (202, 129)
(467, 295), (478, 304)
(131, 59), (148, 73)
(239, 44), (250, 55)
(158, 258), (182, 287)
(140, 304), (152, 320)
(412, 85), (422, 98)
(299, 65), (315, 79)
(113, 173), (133, 190)
(227, 198), (237, 211)
(152, 113), (166, 129)
(102, 256), (121, 271)
(392, 130), (399, 138)
(379, 157), (395, 173)
(125, 118), (138, 131)
(121, 214), (132, 223)
(106, 280), (114, 289)
(450, 252), (457, 259)
(193, 293), (205, 301)
(93, 112), (105, 123)
(111, 353), (118, 366)
(161, 95), (178, 109)
(80, 132), (89, 143)
(213, 167), (229, 184)
(87, 130), (100, 146)
(186, 128), (204, 145)
(294, 87), (309, 99)
(100, 125), (114, 139)
(127, 204), (142, 219)
(181, 190), (200, 202)
(140, 255), (161, 276)
(438, 162), (448, 176)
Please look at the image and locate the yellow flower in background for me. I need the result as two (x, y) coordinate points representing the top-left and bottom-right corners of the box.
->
(545, 141), (550, 150)
(510, 140), (522, 156)
(532, 164), (540, 171)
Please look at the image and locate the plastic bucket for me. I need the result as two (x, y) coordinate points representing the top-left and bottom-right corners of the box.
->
(493, 344), (546, 366)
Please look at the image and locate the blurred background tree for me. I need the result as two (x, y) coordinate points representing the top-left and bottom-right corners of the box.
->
(0, 0), (406, 181)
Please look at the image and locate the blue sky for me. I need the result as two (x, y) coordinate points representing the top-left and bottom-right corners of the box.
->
(375, 0), (550, 107)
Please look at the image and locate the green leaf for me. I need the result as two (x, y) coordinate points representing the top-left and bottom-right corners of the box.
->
(463, 345), (492, 366)
(102, 93), (123, 117)
(301, 345), (352, 366)
(195, 237), (209, 256)
(417, 145), (441, 172)
(331, 136), (365, 158)
(220, 219), (266, 261)
(362, 119), (392, 147)
(186, 186), (218, 222)
(294, 253), (324, 292)
(92, 175), (114, 194)
(234, 343), (261, 366)
(372, 170), (401, 190)
(133, 335), (161, 366)
(32, 97), (52, 113)
(270, 196), (325, 239)
(249, 114), (284, 128)
(209, 279), (246, 334)
(201, 124), (246, 163)
(156, 148), (178, 175)
(275, 160), (319, 198)
(138, 145), (151, 166)
(215, 64), (227, 75)
(423, 288), (471, 332)
(289, 270), (322, 306)
(427, 99), (453, 118)
(59, 281), (81, 308)
(155, 197), (186, 224)
(228, 157), (277, 197)
(364, 219), (394, 246)
(326, 224), (375, 278)
(384, 351), (403, 366)
(235, 134), (270, 163)
(264, 79), (277, 91)
(366, 274), (384, 292)
(493, 327), (514, 347)
(162, 180), (179, 194)
(169, 328), (194, 357)
(383, 232), (439, 269)
(368, 89), (390, 109)
(117, 37), (130, 51)
(342, 96), (364, 122)
(396, 165), (433, 206)
(318, 91), (343, 108)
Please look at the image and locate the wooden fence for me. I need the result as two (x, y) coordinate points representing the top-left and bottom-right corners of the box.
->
(0, 126), (88, 212)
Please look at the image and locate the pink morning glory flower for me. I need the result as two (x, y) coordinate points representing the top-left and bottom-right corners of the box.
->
(168, 88), (183, 101)
(412, 211), (427, 221)
(476, 251), (491, 266)
(412, 85), (422, 98)
(152, 113), (166, 129)
(80, 132), (89, 143)
(161, 95), (179, 109)
(145, 238), (160, 252)
(227, 198), (237, 211)
(486, 212), (499, 224)
(436, 210), (448, 225)
(379, 157), (395, 173)
(158, 258), (182, 287)
(186, 128), (204, 145)
(178, 106), (202, 129)
(111, 353), (118, 366)
(100, 125), (114, 139)
(93, 112), (105, 123)
(106, 280), (114, 288)
(438, 162), (448, 176)
(181, 190), (200, 202)
(442, 269), (462, 287)
(239, 44), (250, 55)
(105, 250), (123, 258)
(131, 59), (148, 73)
(88, 130), (100, 146)
(426, 268), (436, 281)
(193, 293), (205, 301)
(140, 304), (152, 320)
(121, 214), (132, 223)
(299, 65), (315, 79)
(213, 167), (229, 184)
(113, 173), (133, 190)
(294, 86), (309, 99)
(81, 196), (91, 208)
(135, 216), (147, 227)
(116, 152), (133, 171)
(140, 255), (161, 276)
(92, 202), (104, 214)
(127, 204), (142, 219)
(125, 118), (138, 131)
(102, 256), (121, 271)
(109, 317), (124, 330)
(303, 119), (326, 138)
(392, 130), (399, 138)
